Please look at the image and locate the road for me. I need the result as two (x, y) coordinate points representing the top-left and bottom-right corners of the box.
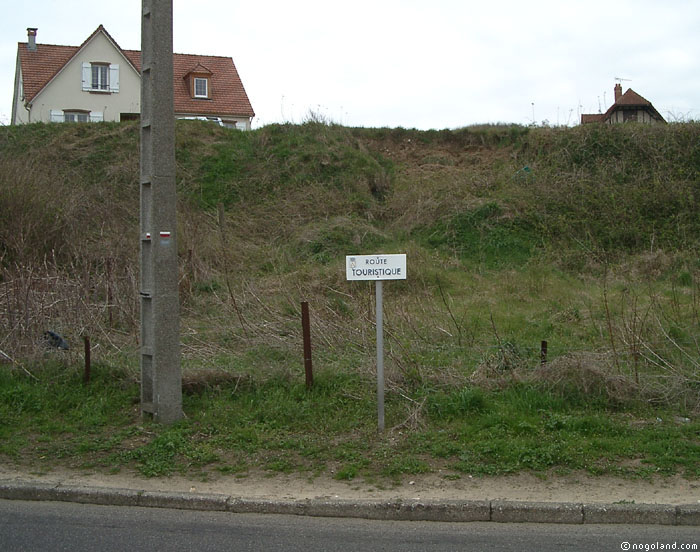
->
(1, 499), (698, 551)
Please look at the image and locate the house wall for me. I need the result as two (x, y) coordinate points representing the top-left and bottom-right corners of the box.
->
(638, 110), (659, 123)
(25, 32), (141, 123)
(174, 112), (252, 130)
(11, 54), (24, 124)
(607, 108), (660, 124)
(607, 110), (624, 123)
(223, 118), (252, 131)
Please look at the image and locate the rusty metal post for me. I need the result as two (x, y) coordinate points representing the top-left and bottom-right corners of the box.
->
(106, 258), (113, 328)
(301, 301), (313, 389)
(541, 340), (548, 366)
(83, 335), (91, 384)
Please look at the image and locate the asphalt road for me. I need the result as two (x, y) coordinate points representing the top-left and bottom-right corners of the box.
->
(1, 499), (698, 552)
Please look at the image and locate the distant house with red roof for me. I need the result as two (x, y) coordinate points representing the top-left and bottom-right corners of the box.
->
(581, 84), (665, 124)
(11, 26), (255, 129)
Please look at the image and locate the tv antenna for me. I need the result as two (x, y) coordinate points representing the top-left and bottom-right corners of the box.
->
(615, 76), (632, 83)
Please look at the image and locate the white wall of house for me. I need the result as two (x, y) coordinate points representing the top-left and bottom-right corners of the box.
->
(22, 31), (141, 124)
(607, 108), (660, 124)
(11, 57), (24, 124)
(174, 112), (252, 130)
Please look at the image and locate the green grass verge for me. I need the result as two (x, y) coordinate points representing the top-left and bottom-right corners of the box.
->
(1, 364), (697, 481)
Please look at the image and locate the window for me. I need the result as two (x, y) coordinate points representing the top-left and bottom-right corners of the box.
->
(82, 63), (119, 93)
(92, 64), (109, 91)
(184, 65), (213, 99)
(50, 110), (103, 123)
(194, 77), (208, 98)
(64, 111), (89, 123)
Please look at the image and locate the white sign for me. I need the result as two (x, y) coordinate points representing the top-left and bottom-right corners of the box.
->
(346, 254), (406, 281)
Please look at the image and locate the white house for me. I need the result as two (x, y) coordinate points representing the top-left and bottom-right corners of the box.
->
(12, 26), (255, 129)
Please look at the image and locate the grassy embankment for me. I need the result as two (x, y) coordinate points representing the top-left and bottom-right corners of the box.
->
(0, 120), (698, 481)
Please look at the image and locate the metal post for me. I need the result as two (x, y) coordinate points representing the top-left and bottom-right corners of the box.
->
(376, 280), (384, 432)
(301, 301), (313, 389)
(83, 335), (91, 385)
(139, 0), (182, 424)
(106, 258), (113, 328)
(541, 340), (548, 366)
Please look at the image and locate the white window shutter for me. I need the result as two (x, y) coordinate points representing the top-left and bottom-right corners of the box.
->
(82, 63), (91, 91)
(50, 110), (64, 123)
(90, 111), (104, 122)
(109, 64), (119, 93)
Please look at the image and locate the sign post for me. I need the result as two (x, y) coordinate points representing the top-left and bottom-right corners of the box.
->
(375, 279), (384, 431)
(346, 254), (407, 431)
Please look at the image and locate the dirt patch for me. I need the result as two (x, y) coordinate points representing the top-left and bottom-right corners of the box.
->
(1, 464), (697, 505)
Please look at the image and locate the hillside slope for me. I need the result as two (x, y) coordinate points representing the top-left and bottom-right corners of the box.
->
(1, 121), (699, 410)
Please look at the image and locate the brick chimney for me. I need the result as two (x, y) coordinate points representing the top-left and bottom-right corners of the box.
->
(27, 28), (37, 51)
(614, 83), (622, 103)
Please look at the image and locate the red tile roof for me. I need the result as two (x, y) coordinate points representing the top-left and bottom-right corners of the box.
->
(17, 26), (254, 119)
(123, 51), (255, 118)
(18, 43), (78, 103)
(184, 63), (213, 76)
(614, 88), (652, 106)
(600, 88), (664, 122)
(580, 113), (604, 123)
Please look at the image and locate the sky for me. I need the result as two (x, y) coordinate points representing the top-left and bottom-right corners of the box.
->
(2, 0), (699, 129)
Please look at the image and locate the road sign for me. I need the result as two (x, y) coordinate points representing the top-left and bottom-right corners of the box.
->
(346, 254), (406, 281)
(346, 253), (407, 431)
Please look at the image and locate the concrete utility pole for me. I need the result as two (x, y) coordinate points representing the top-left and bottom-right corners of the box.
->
(139, 0), (182, 423)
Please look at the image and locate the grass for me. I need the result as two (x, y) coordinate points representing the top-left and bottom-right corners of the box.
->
(417, 202), (538, 269)
(1, 364), (697, 481)
(1, 120), (699, 483)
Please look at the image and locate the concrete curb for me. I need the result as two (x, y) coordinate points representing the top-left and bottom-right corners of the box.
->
(583, 503), (678, 525)
(491, 500), (583, 524)
(0, 481), (698, 525)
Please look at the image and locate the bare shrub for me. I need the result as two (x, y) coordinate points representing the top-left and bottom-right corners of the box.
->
(529, 352), (638, 403)
(0, 259), (138, 363)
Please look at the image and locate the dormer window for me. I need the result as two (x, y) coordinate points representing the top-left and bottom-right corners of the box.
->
(184, 63), (213, 99)
(194, 77), (208, 98)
